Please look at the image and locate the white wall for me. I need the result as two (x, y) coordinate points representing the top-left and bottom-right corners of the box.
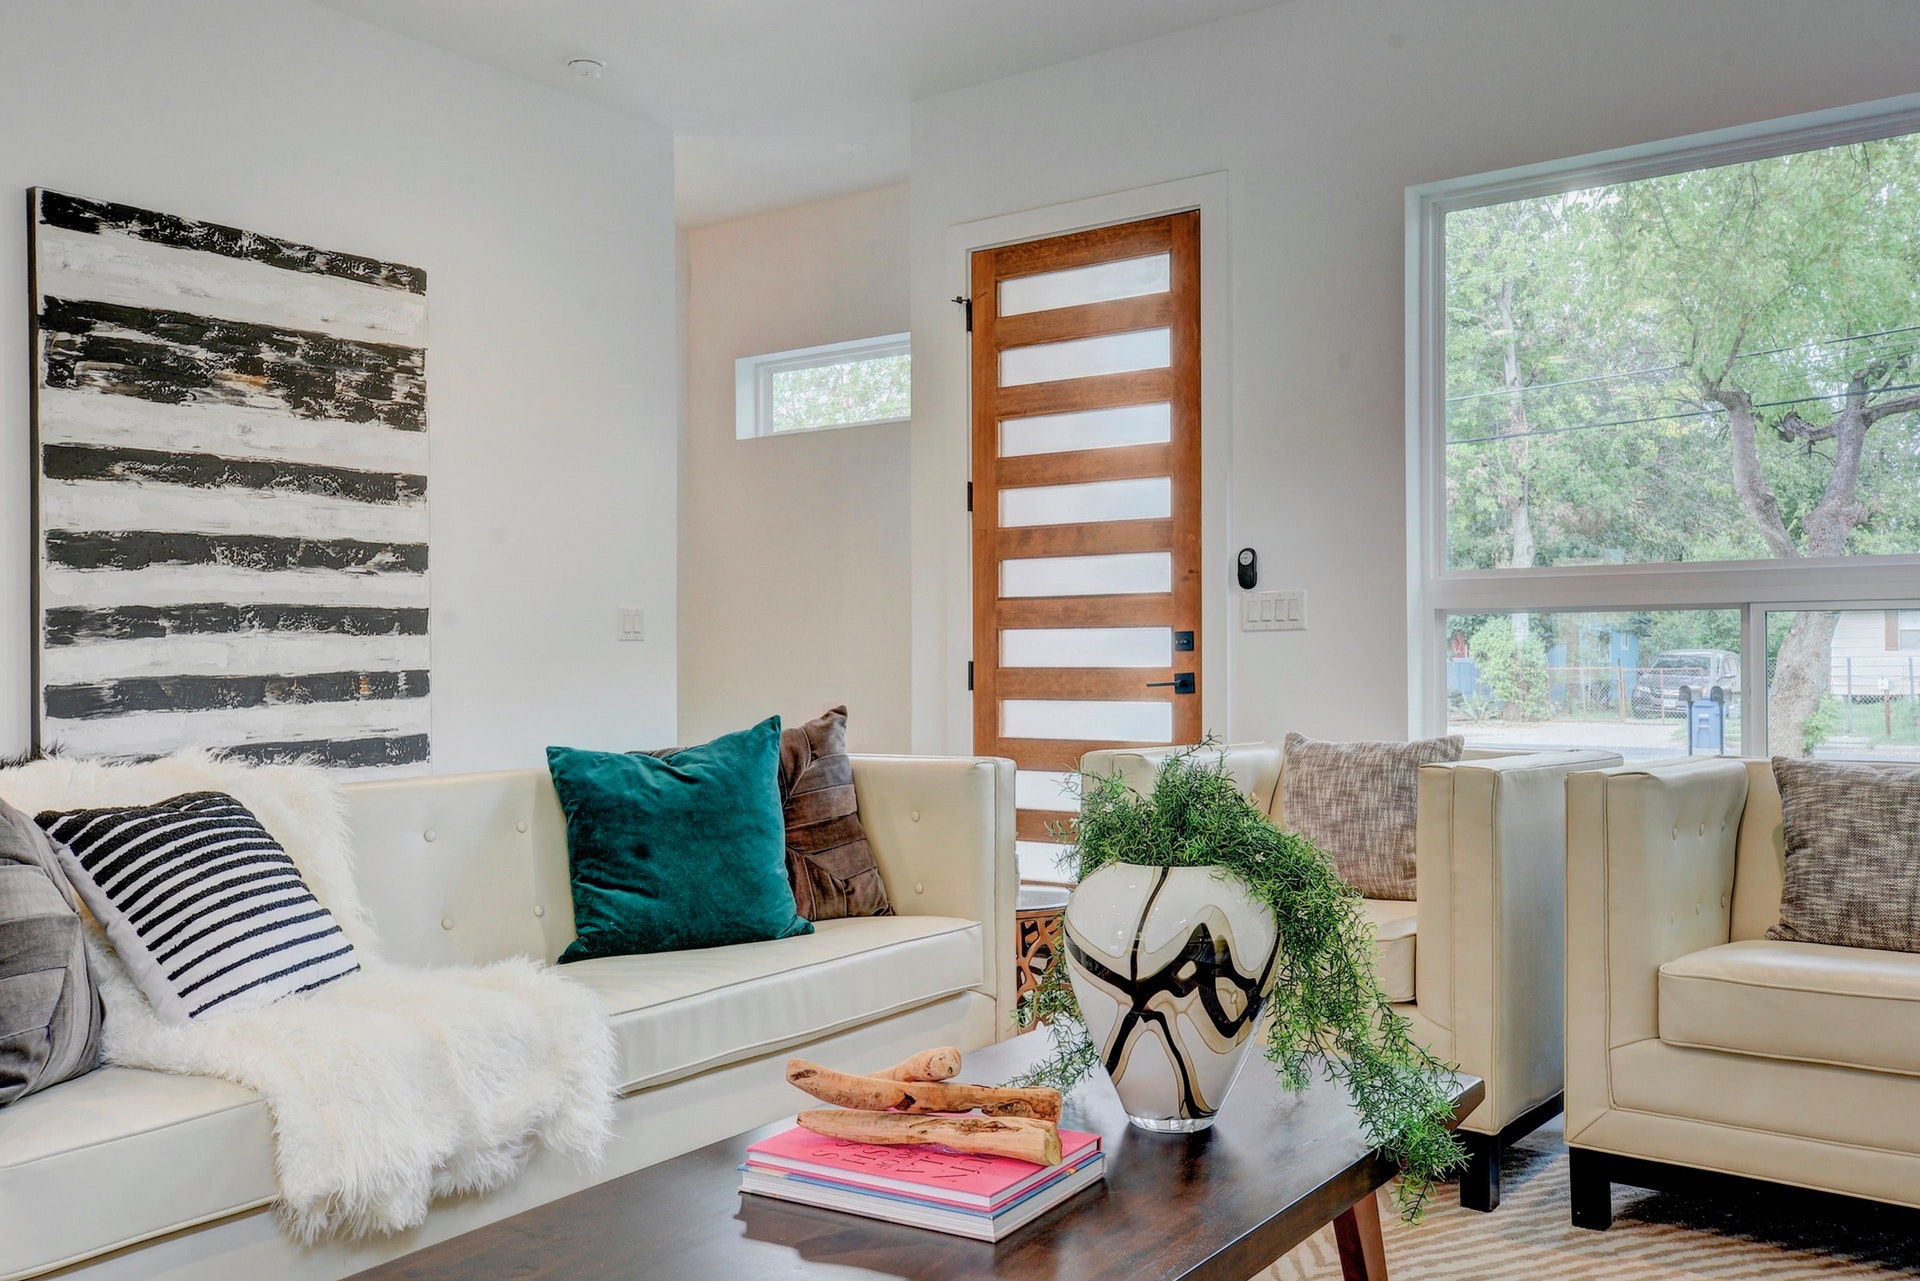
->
(908, 0), (1920, 753)
(0, 0), (680, 771)
(679, 185), (912, 751)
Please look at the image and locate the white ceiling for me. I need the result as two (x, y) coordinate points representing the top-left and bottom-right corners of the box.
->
(311, 0), (1287, 226)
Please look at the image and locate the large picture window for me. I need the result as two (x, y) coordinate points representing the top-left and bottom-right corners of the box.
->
(1410, 97), (1920, 761)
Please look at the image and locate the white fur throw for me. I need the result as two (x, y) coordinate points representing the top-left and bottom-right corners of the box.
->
(0, 752), (616, 1241)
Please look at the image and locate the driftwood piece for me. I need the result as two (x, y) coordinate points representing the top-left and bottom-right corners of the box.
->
(870, 1047), (962, 1083)
(797, 1108), (1063, 1166)
(786, 1058), (1062, 1121)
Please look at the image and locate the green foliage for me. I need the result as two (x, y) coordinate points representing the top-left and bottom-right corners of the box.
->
(1012, 748), (1465, 1220)
(1468, 618), (1551, 721)
(1801, 696), (1843, 756)
(770, 351), (910, 432)
(1443, 134), (1920, 571)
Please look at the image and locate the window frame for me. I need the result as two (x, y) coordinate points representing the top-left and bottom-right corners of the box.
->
(1404, 93), (1920, 749)
(734, 332), (911, 439)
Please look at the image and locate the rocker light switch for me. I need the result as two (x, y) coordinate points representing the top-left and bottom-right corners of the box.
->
(1241, 590), (1306, 632)
(617, 607), (645, 641)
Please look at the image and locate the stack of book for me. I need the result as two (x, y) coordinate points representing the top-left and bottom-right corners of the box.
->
(740, 1122), (1104, 1241)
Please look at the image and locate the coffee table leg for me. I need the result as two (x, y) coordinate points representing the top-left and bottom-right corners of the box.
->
(1332, 1191), (1389, 1281)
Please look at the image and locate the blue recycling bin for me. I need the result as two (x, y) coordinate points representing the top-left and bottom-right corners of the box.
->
(1688, 697), (1726, 756)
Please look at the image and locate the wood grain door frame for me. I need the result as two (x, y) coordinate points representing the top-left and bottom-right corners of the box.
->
(969, 212), (1203, 826)
(927, 173), (1232, 758)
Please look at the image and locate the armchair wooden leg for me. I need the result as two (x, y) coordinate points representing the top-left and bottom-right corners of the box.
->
(1333, 1190), (1389, 1280)
(1458, 1130), (1500, 1212)
(1569, 1150), (1614, 1231)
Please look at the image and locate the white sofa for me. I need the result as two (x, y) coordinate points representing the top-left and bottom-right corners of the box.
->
(0, 754), (1016, 1281)
(1081, 740), (1617, 1211)
(1565, 757), (1920, 1227)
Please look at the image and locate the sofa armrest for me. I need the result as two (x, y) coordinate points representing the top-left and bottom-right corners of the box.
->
(850, 755), (1019, 1038)
(1564, 758), (1747, 1137)
(1080, 742), (1284, 815)
(1415, 749), (1620, 1131)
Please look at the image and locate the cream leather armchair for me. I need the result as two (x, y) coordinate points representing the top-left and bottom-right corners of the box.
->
(1081, 740), (1617, 1211)
(1565, 758), (1920, 1228)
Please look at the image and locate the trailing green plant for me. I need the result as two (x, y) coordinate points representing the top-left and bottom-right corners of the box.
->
(1012, 745), (1466, 1220)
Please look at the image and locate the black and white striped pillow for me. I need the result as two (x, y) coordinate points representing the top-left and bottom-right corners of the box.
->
(36, 792), (359, 1023)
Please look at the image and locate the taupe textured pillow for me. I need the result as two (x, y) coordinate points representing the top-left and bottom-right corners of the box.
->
(0, 797), (103, 1106)
(1767, 757), (1920, 953)
(778, 708), (893, 921)
(1281, 733), (1464, 900)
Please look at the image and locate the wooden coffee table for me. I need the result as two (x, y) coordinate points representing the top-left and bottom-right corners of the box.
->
(351, 1032), (1482, 1281)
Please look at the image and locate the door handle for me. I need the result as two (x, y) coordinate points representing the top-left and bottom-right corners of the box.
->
(1146, 673), (1196, 695)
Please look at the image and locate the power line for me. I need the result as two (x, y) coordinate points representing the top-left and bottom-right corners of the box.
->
(1446, 381), (1920, 446)
(1445, 324), (1920, 404)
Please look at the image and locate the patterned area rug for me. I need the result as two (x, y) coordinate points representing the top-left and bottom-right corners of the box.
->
(1258, 1119), (1920, 1279)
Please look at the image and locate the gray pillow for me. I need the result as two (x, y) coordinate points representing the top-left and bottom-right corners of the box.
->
(1281, 733), (1465, 900)
(1768, 757), (1920, 953)
(0, 797), (104, 1105)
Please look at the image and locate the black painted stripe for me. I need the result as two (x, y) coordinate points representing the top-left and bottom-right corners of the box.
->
(216, 734), (431, 769)
(37, 190), (426, 294)
(46, 530), (427, 574)
(38, 297), (426, 432)
(43, 669), (430, 720)
(44, 603), (430, 647)
(43, 443), (425, 504)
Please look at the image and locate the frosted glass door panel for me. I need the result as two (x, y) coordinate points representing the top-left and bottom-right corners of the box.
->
(1001, 553), (1171, 598)
(1002, 628), (1171, 668)
(998, 254), (1171, 316)
(1016, 770), (1080, 812)
(1000, 329), (1170, 387)
(1000, 477), (1170, 528)
(1017, 841), (1074, 883)
(1000, 403), (1172, 458)
(1003, 699), (1173, 742)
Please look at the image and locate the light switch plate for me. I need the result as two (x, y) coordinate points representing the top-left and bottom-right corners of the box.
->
(1242, 589), (1306, 631)
(617, 606), (645, 641)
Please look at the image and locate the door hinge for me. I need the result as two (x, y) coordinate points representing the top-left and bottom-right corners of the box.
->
(966, 481), (973, 511)
(967, 661), (975, 691)
(952, 294), (973, 332)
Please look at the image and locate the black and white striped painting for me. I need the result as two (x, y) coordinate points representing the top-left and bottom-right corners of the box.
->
(29, 189), (430, 774)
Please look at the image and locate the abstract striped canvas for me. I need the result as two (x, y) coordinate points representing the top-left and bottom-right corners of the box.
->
(28, 190), (430, 773)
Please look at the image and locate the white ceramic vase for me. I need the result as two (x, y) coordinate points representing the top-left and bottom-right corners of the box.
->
(1064, 863), (1280, 1132)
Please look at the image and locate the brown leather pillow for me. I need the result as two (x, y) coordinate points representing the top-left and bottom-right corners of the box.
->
(778, 708), (893, 921)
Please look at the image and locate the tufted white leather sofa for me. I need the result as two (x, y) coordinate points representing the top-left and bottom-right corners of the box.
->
(0, 754), (1016, 1281)
(1080, 739), (1617, 1211)
(1565, 757), (1920, 1227)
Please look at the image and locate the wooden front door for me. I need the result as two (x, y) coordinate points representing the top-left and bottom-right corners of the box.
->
(969, 212), (1202, 882)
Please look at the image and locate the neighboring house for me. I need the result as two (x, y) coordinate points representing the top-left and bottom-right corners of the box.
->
(1828, 609), (1920, 698)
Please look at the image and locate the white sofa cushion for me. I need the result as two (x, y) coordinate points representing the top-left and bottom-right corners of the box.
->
(0, 1067), (277, 1281)
(1659, 938), (1920, 1076)
(1362, 899), (1417, 1003)
(557, 915), (985, 1094)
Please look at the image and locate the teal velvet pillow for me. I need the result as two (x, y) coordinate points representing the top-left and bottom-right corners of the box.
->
(548, 718), (812, 962)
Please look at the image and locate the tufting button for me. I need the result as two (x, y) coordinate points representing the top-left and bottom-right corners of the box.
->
(517, 820), (528, 833)
(423, 829), (436, 843)
(1699, 824), (1706, 836)
(911, 810), (921, 822)
(914, 882), (925, 895)
(533, 905), (545, 918)
(440, 917), (454, 931)
(1671, 827), (1679, 840)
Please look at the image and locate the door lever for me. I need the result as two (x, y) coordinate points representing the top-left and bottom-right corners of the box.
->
(1146, 673), (1196, 695)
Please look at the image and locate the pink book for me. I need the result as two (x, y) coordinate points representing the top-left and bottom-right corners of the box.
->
(744, 1123), (1102, 1212)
